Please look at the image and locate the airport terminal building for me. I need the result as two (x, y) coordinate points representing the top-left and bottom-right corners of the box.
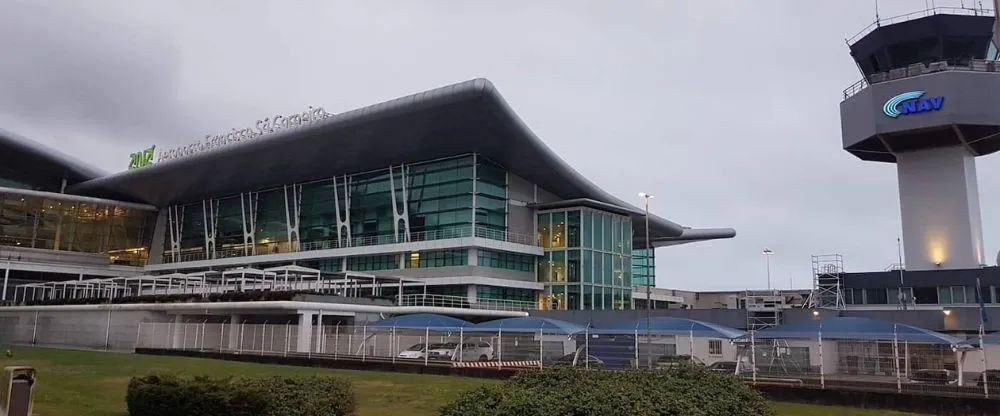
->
(0, 79), (734, 311)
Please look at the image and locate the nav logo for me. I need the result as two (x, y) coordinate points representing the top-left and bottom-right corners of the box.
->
(882, 91), (945, 118)
(128, 145), (156, 170)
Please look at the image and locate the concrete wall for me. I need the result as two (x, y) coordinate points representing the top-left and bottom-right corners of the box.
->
(507, 173), (537, 237)
(0, 309), (170, 351)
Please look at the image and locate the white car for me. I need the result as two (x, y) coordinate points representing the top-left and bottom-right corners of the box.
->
(397, 343), (442, 359)
(427, 341), (494, 362)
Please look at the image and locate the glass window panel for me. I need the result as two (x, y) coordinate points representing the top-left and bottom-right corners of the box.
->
(551, 211), (566, 248)
(551, 250), (566, 282)
(602, 214), (612, 251)
(938, 286), (953, 304)
(951, 286), (967, 304)
(567, 210), (581, 247)
(567, 249), (581, 283)
(582, 210), (593, 249)
(603, 253), (613, 285)
(582, 250), (592, 283)
(537, 213), (551, 248)
(583, 284), (593, 310)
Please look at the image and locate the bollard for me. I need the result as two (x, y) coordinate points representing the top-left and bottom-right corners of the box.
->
(1, 366), (36, 416)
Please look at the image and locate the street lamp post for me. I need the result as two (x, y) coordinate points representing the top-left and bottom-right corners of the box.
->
(762, 248), (773, 291)
(638, 192), (654, 370)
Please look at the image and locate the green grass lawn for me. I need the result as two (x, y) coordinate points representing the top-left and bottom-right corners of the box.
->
(0, 347), (922, 416)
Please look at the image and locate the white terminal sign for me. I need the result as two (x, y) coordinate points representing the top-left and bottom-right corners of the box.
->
(157, 106), (334, 163)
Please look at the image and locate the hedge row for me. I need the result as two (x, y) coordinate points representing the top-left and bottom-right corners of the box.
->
(439, 365), (775, 416)
(126, 374), (356, 416)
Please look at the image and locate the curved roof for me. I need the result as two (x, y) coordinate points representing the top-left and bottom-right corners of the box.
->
(371, 313), (471, 329)
(595, 316), (745, 339)
(67, 78), (735, 243)
(752, 317), (962, 345)
(467, 316), (585, 334)
(0, 127), (106, 190)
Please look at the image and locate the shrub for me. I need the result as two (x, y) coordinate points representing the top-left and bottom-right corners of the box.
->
(126, 374), (356, 416)
(439, 365), (774, 416)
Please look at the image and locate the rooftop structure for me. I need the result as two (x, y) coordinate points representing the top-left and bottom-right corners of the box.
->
(0, 78), (734, 312)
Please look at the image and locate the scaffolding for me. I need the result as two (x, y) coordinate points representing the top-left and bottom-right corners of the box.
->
(808, 254), (846, 310)
(742, 290), (784, 331)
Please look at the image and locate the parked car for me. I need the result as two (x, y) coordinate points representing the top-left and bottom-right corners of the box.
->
(655, 355), (705, 370)
(706, 361), (751, 374)
(909, 369), (957, 385)
(427, 342), (494, 361)
(397, 343), (444, 359)
(553, 351), (605, 367)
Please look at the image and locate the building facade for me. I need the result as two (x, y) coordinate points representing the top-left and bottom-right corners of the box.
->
(0, 79), (735, 310)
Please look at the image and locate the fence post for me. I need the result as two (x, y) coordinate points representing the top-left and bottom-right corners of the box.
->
(200, 320), (207, 351)
(458, 327), (464, 363)
(497, 328), (503, 371)
(538, 328), (543, 369)
(893, 324), (902, 394)
(750, 330), (757, 385)
(219, 322), (226, 352)
(31, 311), (38, 345)
(239, 321), (245, 353)
(362, 325), (368, 362)
(182, 322), (188, 350)
(393, 327), (398, 364)
(818, 326), (825, 389)
(284, 322), (290, 357)
(334, 324), (340, 359)
(585, 327), (590, 369)
(633, 329), (639, 369)
(424, 326), (430, 367)
(104, 309), (113, 351)
(261, 321), (267, 356)
(269, 323), (275, 354)
(135, 322), (143, 350)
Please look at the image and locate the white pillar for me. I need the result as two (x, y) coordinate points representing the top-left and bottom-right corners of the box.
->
(227, 314), (241, 350)
(171, 315), (183, 349)
(297, 311), (314, 353)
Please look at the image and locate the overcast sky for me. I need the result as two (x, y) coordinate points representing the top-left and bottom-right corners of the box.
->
(2, 0), (997, 291)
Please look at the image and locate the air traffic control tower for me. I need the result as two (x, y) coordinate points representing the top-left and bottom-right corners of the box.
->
(840, 5), (1000, 271)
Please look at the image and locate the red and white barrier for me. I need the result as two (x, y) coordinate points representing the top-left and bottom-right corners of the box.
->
(452, 360), (541, 368)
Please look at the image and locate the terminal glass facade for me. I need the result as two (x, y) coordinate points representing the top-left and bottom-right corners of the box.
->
(631, 248), (655, 287)
(537, 208), (633, 310)
(0, 191), (155, 265)
(163, 154), (512, 264)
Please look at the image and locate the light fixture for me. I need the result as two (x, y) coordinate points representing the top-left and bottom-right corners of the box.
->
(812, 310), (820, 317)
(942, 309), (952, 316)
(638, 192), (654, 199)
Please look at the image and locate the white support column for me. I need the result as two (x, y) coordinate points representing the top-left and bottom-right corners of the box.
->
(171, 315), (184, 349)
(283, 184), (303, 251)
(388, 164), (410, 243)
(202, 198), (219, 259)
(333, 175), (352, 248)
(228, 314), (241, 350)
(240, 191), (259, 256)
(167, 205), (185, 262)
(297, 311), (315, 353)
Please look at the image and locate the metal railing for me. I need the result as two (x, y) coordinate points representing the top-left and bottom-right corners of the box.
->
(846, 6), (994, 45)
(3, 315), (1000, 398)
(162, 225), (538, 264)
(397, 294), (538, 312)
(843, 59), (1000, 99)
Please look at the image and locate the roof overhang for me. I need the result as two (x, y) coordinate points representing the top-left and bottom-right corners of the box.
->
(0, 127), (106, 189)
(67, 78), (735, 243)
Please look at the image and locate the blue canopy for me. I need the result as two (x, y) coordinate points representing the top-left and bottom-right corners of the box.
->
(371, 313), (471, 329)
(595, 317), (745, 339)
(467, 317), (585, 334)
(752, 317), (961, 345)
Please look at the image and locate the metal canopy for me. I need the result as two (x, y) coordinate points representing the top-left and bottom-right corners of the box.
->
(65, 78), (734, 243)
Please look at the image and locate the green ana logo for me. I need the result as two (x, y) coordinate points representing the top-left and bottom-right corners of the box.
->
(128, 146), (156, 170)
